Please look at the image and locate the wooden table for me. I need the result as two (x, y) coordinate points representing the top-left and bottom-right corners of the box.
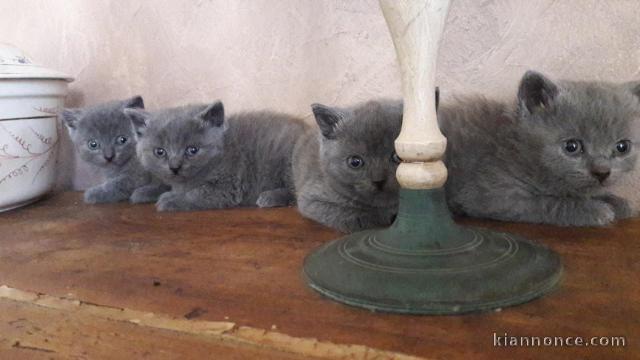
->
(0, 192), (637, 359)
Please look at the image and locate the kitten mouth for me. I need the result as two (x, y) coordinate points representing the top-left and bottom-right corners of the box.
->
(167, 173), (187, 182)
(593, 177), (614, 188)
(579, 180), (610, 193)
(100, 160), (117, 167)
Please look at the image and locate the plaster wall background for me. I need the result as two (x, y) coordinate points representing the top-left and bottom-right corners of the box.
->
(1, 0), (639, 190)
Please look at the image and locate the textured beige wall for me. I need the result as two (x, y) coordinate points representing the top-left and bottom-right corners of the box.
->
(2, 0), (639, 190)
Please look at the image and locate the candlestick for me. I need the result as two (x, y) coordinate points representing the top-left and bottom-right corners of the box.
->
(303, 0), (562, 314)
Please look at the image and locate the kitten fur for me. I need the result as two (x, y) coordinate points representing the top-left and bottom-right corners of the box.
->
(292, 99), (402, 233)
(612, 105), (640, 216)
(612, 166), (640, 216)
(62, 97), (167, 204)
(125, 102), (307, 212)
(440, 70), (640, 227)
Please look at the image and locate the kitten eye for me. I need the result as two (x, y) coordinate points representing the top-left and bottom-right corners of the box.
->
(391, 152), (402, 164)
(563, 139), (582, 155)
(87, 139), (99, 150)
(154, 147), (167, 158)
(185, 146), (199, 156)
(615, 140), (631, 154)
(347, 155), (364, 169)
(116, 136), (128, 145)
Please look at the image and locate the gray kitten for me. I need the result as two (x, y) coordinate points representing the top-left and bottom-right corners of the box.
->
(292, 99), (402, 233)
(62, 97), (167, 204)
(441, 70), (640, 227)
(124, 101), (307, 212)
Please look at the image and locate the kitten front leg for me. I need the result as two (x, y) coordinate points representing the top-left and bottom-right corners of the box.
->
(376, 206), (398, 226)
(130, 183), (171, 204)
(297, 197), (391, 233)
(594, 194), (633, 220)
(84, 176), (135, 204)
(536, 197), (615, 226)
(461, 194), (615, 227)
(156, 191), (190, 211)
(156, 183), (242, 211)
(256, 188), (294, 208)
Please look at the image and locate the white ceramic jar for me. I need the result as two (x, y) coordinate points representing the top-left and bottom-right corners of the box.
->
(0, 44), (73, 211)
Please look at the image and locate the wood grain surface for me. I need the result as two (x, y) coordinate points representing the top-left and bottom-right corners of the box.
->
(0, 192), (637, 359)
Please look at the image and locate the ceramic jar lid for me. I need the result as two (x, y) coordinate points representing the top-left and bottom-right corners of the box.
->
(0, 43), (73, 81)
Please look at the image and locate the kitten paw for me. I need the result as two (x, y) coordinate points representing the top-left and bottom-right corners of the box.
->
(595, 194), (633, 220)
(131, 185), (169, 204)
(335, 215), (383, 233)
(579, 200), (615, 226)
(156, 192), (188, 212)
(130, 190), (157, 204)
(256, 189), (292, 208)
(84, 186), (126, 204)
(377, 208), (398, 226)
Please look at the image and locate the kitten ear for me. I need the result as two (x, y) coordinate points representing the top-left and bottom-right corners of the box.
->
(311, 103), (342, 139)
(197, 101), (225, 128)
(60, 109), (83, 130)
(517, 70), (559, 114)
(124, 108), (151, 137)
(122, 95), (145, 109)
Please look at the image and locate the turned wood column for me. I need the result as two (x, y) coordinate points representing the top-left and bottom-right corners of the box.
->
(379, 0), (450, 190)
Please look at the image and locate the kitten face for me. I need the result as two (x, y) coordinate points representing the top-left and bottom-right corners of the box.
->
(312, 100), (402, 206)
(125, 102), (227, 185)
(517, 71), (640, 193)
(62, 96), (144, 169)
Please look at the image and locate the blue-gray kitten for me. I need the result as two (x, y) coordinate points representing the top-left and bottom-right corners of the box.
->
(441, 70), (640, 227)
(292, 99), (402, 233)
(62, 97), (167, 204)
(125, 101), (307, 212)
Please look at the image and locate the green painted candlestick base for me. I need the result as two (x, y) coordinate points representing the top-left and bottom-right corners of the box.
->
(303, 189), (563, 314)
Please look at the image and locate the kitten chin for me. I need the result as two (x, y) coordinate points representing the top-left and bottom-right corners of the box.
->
(441, 70), (640, 227)
(346, 179), (399, 207)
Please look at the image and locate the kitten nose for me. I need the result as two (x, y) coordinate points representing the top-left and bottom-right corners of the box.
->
(103, 148), (115, 162)
(373, 180), (386, 191)
(591, 170), (610, 183)
(170, 166), (182, 175)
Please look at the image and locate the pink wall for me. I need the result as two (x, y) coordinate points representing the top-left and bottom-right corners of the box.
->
(2, 0), (639, 191)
